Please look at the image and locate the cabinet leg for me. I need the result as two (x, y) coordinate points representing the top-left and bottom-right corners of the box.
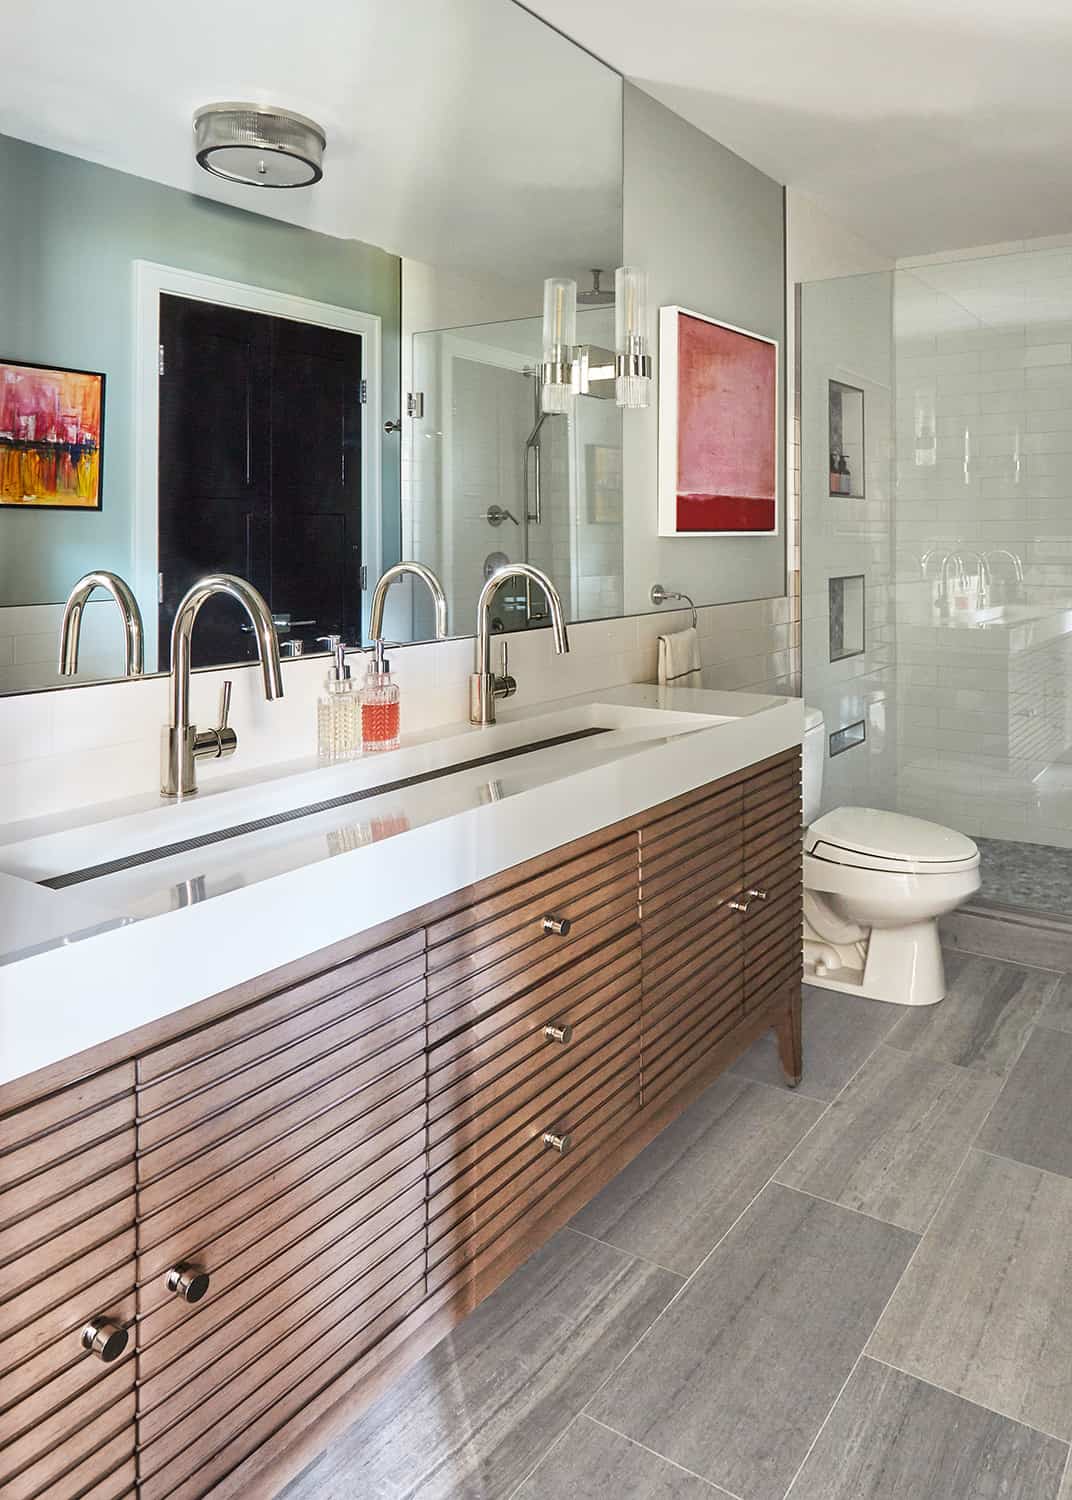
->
(775, 986), (802, 1087)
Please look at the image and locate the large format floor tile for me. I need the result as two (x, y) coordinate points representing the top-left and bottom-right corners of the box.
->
(868, 1150), (1072, 1441)
(572, 1074), (824, 1274)
(977, 1027), (1072, 1178)
(776, 1045), (1001, 1231)
(884, 953), (1057, 1077)
(513, 1417), (731, 1499)
(789, 1357), (1069, 1500)
(280, 1231), (681, 1500)
(730, 986), (899, 1101)
(1040, 973), (1072, 1035)
(589, 1184), (917, 1500)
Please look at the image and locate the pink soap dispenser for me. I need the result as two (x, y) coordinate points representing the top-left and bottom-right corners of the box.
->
(361, 640), (400, 752)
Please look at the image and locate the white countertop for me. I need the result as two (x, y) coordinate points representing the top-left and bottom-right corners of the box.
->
(0, 684), (803, 1087)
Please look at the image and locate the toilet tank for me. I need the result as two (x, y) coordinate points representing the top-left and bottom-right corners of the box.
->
(802, 706), (825, 825)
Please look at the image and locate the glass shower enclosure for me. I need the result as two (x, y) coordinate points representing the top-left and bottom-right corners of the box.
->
(801, 245), (1072, 917)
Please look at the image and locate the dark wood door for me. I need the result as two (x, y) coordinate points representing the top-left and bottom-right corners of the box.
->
(157, 296), (362, 670)
(158, 295), (271, 670)
(270, 316), (362, 653)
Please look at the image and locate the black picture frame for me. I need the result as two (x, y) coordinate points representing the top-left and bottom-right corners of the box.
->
(0, 358), (106, 512)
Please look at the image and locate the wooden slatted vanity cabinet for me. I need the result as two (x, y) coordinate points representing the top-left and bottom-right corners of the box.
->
(0, 746), (802, 1500)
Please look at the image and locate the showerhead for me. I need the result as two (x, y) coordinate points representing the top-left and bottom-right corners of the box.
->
(577, 269), (615, 306)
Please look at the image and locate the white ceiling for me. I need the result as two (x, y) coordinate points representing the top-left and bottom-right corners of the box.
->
(528, 0), (1072, 259)
(0, 0), (620, 279)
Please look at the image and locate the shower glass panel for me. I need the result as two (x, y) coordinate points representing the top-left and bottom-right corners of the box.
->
(802, 247), (1072, 916)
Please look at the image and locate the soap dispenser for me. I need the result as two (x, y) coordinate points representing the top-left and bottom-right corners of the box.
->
(316, 635), (359, 761)
(361, 639), (401, 752)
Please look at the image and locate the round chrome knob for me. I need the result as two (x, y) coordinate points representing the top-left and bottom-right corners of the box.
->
(542, 914), (572, 937)
(166, 1264), (211, 1304)
(746, 888), (768, 901)
(543, 1022), (573, 1045)
(542, 1129), (573, 1154)
(81, 1319), (128, 1363)
(728, 894), (752, 913)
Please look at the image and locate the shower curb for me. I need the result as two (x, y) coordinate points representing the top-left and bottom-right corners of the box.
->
(941, 902), (1072, 971)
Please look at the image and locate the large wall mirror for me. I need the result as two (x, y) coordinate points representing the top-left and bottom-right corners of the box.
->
(0, 0), (622, 691)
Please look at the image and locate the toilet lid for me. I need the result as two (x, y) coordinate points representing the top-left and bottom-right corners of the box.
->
(806, 807), (979, 874)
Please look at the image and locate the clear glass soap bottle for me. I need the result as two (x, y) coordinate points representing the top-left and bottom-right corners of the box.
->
(316, 635), (359, 761)
(361, 639), (400, 752)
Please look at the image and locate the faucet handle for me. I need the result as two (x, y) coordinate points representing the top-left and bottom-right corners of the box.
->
(497, 641), (517, 700)
(217, 679), (232, 732)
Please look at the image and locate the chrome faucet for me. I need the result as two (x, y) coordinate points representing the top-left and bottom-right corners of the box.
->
(469, 563), (569, 725)
(369, 562), (449, 642)
(161, 574), (284, 799)
(985, 548), (1024, 585)
(940, 549), (991, 610)
(58, 571), (144, 678)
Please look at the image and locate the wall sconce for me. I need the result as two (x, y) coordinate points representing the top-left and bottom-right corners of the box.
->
(614, 265), (652, 408)
(540, 277), (578, 413)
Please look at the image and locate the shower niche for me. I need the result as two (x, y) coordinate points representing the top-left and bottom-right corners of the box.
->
(828, 379), (865, 498)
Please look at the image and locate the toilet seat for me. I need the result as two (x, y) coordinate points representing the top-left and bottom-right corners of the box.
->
(806, 807), (979, 876)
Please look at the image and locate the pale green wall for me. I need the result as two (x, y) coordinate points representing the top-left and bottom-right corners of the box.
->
(0, 133), (401, 607)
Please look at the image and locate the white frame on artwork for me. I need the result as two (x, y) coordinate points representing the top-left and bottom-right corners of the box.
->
(657, 304), (780, 539)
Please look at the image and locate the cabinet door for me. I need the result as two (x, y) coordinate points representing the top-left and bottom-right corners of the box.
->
(0, 1066), (137, 1500)
(739, 751), (803, 1024)
(640, 778), (745, 1109)
(134, 932), (428, 1500)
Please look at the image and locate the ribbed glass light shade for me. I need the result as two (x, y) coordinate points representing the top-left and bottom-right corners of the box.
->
(193, 104), (326, 188)
(541, 277), (577, 414)
(615, 265), (652, 409)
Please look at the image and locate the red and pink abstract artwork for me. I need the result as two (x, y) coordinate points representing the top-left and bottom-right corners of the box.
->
(0, 360), (105, 509)
(658, 308), (777, 536)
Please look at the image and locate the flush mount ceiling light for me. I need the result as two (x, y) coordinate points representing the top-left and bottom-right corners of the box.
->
(193, 103), (326, 189)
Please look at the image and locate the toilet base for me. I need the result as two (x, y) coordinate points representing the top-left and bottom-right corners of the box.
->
(804, 918), (947, 1007)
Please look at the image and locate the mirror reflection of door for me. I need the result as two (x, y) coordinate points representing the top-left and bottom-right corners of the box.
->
(157, 294), (362, 670)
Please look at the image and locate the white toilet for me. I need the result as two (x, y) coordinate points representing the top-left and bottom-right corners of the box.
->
(802, 708), (981, 1006)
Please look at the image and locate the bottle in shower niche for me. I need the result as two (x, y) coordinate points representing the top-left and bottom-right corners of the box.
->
(361, 640), (401, 752)
(316, 635), (359, 761)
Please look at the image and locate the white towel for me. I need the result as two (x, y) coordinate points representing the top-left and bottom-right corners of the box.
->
(657, 625), (702, 687)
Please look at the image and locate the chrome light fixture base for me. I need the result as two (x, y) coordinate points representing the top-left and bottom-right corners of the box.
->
(193, 103), (326, 189)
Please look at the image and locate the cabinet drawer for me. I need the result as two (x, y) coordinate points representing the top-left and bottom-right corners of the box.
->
(138, 1072), (426, 1286)
(428, 1073), (640, 1294)
(427, 842), (639, 1028)
(427, 831), (636, 955)
(137, 1202), (425, 1446)
(428, 1044), (640, 1272)
(428, 918), (641, 1086)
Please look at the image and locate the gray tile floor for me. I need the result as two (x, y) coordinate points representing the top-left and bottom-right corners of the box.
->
(284, 960), (1072, 1500)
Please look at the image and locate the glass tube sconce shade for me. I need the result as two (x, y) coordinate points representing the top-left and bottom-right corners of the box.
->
(540, 277), (577, 413)
(614, 265), (652, 408)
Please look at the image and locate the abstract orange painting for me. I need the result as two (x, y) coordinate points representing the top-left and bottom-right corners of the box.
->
(0, 360), (104, 509)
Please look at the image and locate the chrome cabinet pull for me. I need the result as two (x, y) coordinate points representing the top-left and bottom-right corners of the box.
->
(81, 1319), (128, 1363)
(166, 1264), (211, 1304)
(729, 894), (752, 912)
(541, 914), (572, 937)
(542, 1129), (573, 1154)
(543, 1022), (573, 1045)
(747, 887), (768, 901)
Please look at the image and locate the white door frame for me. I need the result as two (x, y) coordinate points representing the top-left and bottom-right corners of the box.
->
(134, 259), (382, 665)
